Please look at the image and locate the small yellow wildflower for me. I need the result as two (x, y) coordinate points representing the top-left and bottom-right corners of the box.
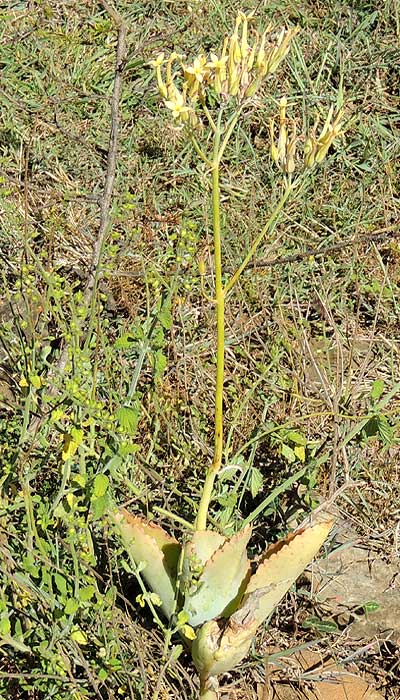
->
(149, 52), (168, 98)
(304, 106), (344, 167)
(207, 53), (228, 93)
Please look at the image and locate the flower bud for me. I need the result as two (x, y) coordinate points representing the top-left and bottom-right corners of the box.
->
(256, 30), (267, 70)
(247, 35), (258, 71)
(269, 119), (279, 163)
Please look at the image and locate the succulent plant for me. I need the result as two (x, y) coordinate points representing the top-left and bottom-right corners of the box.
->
(111, 9), (345, 697)
(114, 509), (332, 698)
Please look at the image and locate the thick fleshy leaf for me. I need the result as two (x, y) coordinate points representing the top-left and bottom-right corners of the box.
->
(181, 530), (225, 587)
(192, 618), (253, 680)
(192, 520), (333, 679)
(182, 526), (252, 627)
(236, 520), (333, 627)
(114, 509), (181, 619)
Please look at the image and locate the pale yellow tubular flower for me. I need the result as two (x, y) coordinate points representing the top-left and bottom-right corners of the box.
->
(183, 70), (199, 100)
(165, 52), (182, 98)
(149, 53), (168, 99)
(318, 104), (335, 140)
(207, 53), (228, 71)
(256, 29), (267, 70)
(149, 52), (165, 68)
(185, 55), (208, 83)
(228, 34), (240, 95)
(228, 64), (240, 96)
(240, 66), (250, 93)
(219, 37), (229, 94)
(265, 26), (299, 75)
(315, 139), (332, 163)
(269, 118), (279, 163)
(286, 155), (296, 174)
(207, 53), (228, 94)
(247, 34), (258, 72)
(315, 107), (344, 163)
(304, 135), (317, 168)
(238, 10), (249, 60)
(164, 91), (190, 121)
(167, 79), (181, 101)
(229, 15), (242, 65)
(166, 52), (177, 85)
(286, 122), (297, 174)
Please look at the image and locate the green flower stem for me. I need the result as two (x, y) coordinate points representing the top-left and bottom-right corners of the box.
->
(224, 182), (293, 296)
(190, 134), (212, 166)
(202, 102), (217, 132)
(196, 111), (224, 531)
(196, 119), (294, 532)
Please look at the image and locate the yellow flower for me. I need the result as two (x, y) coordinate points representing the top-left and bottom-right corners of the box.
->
(207, 53), (228, 93)
(184, 55), (208, 83)
(305, 106), (344, 166)
(207, 53), (228, 71)
(164, 92), (190, 121)
(149, 52), (168, 98)
(149, 52), (165, 68)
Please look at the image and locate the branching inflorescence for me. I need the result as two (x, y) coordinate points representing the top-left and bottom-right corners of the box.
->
(113, 11), (345, 699)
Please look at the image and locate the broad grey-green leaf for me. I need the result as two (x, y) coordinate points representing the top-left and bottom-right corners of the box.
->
(114, 510), (181, 620)
(192, 521), (333, 679)
(235, 520), (333, 628)
(182, 526), (251, 627)
(181, 530), (225, 586)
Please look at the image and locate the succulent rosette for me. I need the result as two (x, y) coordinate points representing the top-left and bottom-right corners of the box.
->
(114, 509), (332, 698)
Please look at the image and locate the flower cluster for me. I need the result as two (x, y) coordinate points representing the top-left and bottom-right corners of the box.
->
(150, 11), (299, 124)
(269, 97), (344, 174)
(304, 104), (344, 167)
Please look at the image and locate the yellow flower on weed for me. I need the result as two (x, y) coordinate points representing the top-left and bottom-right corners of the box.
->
(150, 52), (168, 98)
(19, 375), (29, 388)
(315, 106), (344, 162)
(304, 106), (345, 167)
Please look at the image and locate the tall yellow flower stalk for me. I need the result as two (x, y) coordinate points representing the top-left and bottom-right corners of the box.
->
(113, 11), (345, 699)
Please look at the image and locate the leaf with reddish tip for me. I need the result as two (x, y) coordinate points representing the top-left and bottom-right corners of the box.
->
(114, 510), (181, 620)
(192, 521), (333, 679)
(182, 526), (252, 627)
(236, 520), (333, 628)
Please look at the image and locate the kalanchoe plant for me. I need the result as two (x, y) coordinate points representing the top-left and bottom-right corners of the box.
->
(112, 10), (343, 699)
(115, 512), (332, 698)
